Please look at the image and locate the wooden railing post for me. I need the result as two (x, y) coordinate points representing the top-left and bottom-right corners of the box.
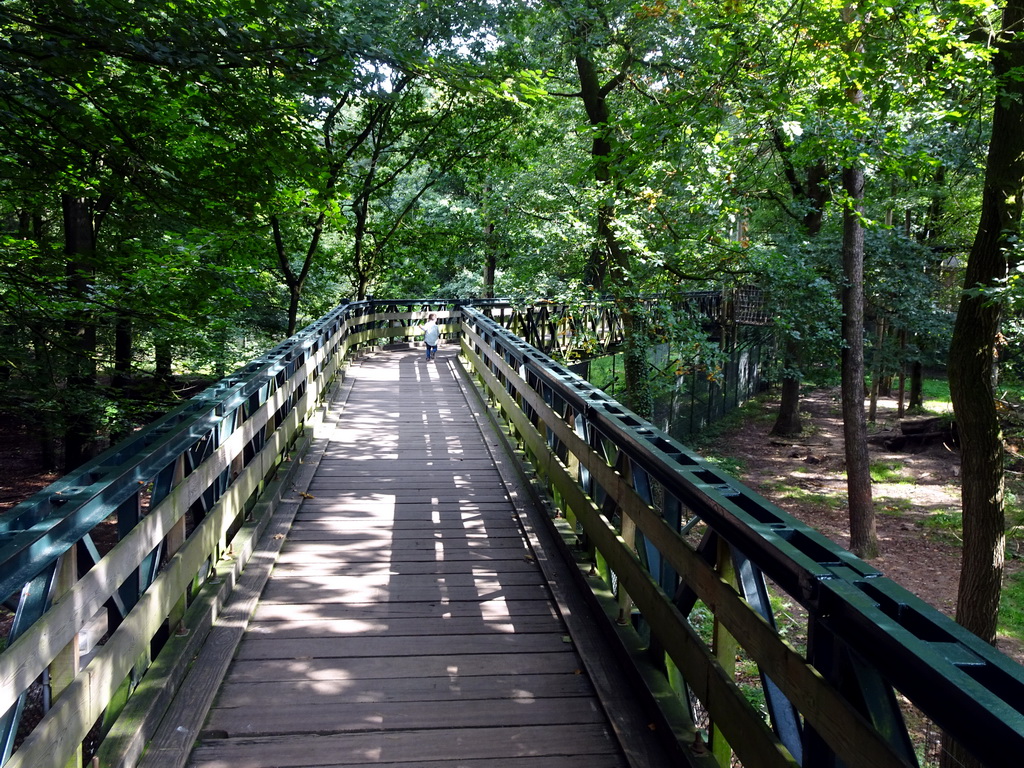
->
(166, 456), (188, 634)
(710, 536), (738, 767)
(50, 549), (82, 768)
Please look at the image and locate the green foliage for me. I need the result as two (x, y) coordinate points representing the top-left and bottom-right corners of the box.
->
(922, 510), (963, 536)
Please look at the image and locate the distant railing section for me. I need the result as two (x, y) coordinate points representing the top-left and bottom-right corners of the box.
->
(358, 288), (769, 361)
(458, 305), (1023, 768)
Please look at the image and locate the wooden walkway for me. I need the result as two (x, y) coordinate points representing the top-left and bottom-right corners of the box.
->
(186, 347), (635, 768)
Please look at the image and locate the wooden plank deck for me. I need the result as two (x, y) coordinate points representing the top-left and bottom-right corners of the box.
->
(186, 347), (632, 768)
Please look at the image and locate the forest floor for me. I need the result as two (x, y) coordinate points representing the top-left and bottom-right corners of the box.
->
(694, 386), (1024, 664)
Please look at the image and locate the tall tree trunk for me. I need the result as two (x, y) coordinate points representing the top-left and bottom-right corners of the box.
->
(484, 221), (497, 299)
(840, 155), (878, 559)
(572, 49), (651, 416)
(942, 11), (1024, 762)
(286, 286), (302, 337)
(61, 194), (99, 471)
(908, 360), (923, 411)
(271, 214), (322, 337)
(947, 0), (1024, 650)
(770, 151), (829, 437)
(868, 316), (886, 423)
(839, 7), (877, 559)
(154, 338), (173, 394)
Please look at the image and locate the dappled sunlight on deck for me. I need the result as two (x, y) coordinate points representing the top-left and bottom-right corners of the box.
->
(187, 348), (628, 768)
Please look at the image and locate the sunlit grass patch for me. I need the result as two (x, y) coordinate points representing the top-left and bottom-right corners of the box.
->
(703, 453), (746, 477)
(922, 509), (962, 538)
(870, 461), (912, 484)
(999, 571), (1024, 644)
(919, 378), (953, 415)
(765, 481), (845, 510)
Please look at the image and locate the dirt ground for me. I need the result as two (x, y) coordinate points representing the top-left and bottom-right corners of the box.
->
(699, 386), (1024, 663)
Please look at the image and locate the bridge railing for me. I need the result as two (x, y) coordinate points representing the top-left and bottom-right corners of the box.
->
(5, 295), (1014, 768)
(458, 305), (1023, 768)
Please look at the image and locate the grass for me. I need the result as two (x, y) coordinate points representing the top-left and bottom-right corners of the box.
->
(1000, 571), (1024, 644)
(870, 460), (912, 484)
(878, 496), (914, 515)
(586, 353), (620, 392)
(918, 378), (953, 415)
(702, 454), (746, 477)
(687, 394), (774, 451)
(916, 503), (1024, 643)
(764, 480), (846, 510)
(1000, 481), (1024, 643)
(921, 509), (963, 534)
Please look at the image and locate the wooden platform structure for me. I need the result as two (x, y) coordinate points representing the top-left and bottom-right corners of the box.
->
(181, 346), (655, 768)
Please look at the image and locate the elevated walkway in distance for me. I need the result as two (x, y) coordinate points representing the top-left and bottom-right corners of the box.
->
(150, 347), (676, 768)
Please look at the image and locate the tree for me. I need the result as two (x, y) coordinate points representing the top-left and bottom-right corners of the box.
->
(947, 0), (1024, 664)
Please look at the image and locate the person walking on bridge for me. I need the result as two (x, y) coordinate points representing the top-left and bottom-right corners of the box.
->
(420, 313), (440, 361)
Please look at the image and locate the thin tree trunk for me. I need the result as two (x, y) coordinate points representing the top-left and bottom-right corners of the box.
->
(572, 46), (652, 416)
(484, 221), (497, 299)
(908, 360), (923, 411)
(839, 6), (877, 559)
(771, 338), (803, 436)
(286, 286), (302, 337)
(62, 194), (98, 471)
(770, 146), (829, 436)
(897, 329), (907, 418)
(841, 158), (878, 559)
(868, 317), (885, 423)
(154, 338), (173, 394)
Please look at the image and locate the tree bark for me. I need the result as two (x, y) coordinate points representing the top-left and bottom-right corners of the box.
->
(154, 338), (173, 394)
(61, 194), (99, 471)
(837, 6), (878, 558)
(484, 221), (497, 299)
(948, 0), (1024, 646)
(113, 312), (132, 391)
(840, 159), (878, 558)
(771, 338), (803, 436)
(908, 360), (923, 411)
(770, 143), (829, 436)
(271, 213), (322, 337)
